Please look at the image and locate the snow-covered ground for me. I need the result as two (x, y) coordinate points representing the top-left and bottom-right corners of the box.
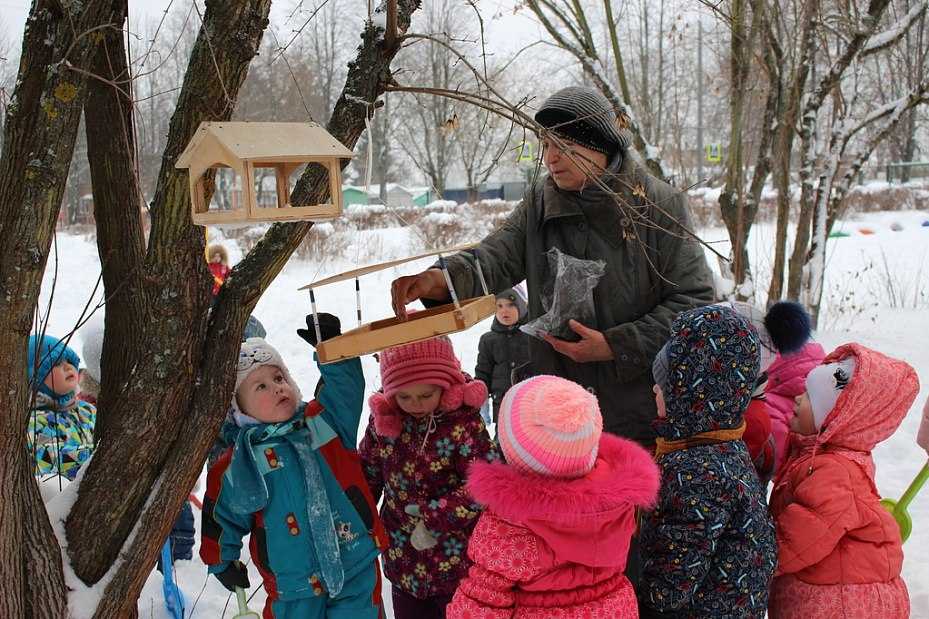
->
(35, 209), (929, 617)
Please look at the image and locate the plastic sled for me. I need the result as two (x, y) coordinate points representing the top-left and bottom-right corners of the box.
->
(858, 227), (876, 235)
(160, 541), (185, 619)
(234, 586), (261, 619)
(880, 461), (929, 543)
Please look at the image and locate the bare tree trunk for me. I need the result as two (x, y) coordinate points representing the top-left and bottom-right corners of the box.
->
(717, 0), (765, 299)
(767, 0), (817, 304)
(786, 0), (894, 299)
(0, 0), (125, 613)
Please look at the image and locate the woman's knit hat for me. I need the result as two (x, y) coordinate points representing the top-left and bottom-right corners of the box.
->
(230, 338), (302, 426)
(497, 375), (603, 478)
(535, 86), (628, 156)
(368, 336), (486, 437)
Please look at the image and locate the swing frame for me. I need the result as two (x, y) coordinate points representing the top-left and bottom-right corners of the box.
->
(298, 244), (496, 364)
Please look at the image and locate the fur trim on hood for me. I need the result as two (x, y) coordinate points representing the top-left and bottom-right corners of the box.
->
(368, 377), (488, 438)
(466, 433), (659, 568)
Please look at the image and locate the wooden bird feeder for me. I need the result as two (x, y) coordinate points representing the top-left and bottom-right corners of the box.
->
(299, 244), (496, 364)
(175, 121), (353, 226)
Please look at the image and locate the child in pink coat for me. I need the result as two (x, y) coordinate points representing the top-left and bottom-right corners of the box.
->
(447, 375), (660, 618)
(762, 301), (826, 472)
(768, 344), (918, 619)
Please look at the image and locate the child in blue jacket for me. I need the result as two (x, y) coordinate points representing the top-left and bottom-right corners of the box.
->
(26, 334), (96, 481)
(201, 315), (387, 619)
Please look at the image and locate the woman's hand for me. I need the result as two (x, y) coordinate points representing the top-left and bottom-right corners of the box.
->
(390, 269), (450, 318)
(541, 319), (615, 363)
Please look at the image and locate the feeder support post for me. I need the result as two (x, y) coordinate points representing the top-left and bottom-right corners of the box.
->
(309, 289), (323, 345)
(438, 254), (461, 310)
(468, 249), (490, 297)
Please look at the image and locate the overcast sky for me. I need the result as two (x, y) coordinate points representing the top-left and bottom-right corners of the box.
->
(1, 0), (543, 56)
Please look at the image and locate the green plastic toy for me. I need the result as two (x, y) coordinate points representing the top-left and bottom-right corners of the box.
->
(880, 461), (929, 543)
(233, 587), (260, 619)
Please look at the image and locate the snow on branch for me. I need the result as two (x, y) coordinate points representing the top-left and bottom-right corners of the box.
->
(861, 0), (928, 57)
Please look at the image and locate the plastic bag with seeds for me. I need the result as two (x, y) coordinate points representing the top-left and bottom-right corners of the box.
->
(520, 247), (606, 342)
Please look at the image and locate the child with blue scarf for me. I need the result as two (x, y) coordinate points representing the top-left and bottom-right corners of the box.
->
(201, 315), (387, 619)
(26, 334), (96, 481)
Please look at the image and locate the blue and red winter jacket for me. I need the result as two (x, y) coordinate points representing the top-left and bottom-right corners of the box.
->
(201, 356), (387, 603)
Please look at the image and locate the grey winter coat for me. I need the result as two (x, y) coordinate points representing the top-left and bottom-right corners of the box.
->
(475, 319), (531, 422)
(439, 154), (714, 445)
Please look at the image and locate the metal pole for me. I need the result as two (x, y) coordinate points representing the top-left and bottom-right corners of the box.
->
(697, 21), (705, 186)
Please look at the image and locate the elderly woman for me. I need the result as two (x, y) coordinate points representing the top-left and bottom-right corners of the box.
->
(391, 86), (714, 447)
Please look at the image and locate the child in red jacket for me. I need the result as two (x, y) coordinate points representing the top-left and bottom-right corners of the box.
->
(447, 375), (660, 619)
(768, 344), (918, 619)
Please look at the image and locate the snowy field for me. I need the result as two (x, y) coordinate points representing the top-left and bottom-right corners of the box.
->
(35, 207), (929, 617)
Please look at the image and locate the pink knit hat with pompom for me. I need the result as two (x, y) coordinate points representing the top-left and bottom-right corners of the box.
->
(368, 336), (487, 438)
(497, 375), (603, 478)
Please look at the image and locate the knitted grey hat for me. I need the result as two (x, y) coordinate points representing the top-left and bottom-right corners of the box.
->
(496, 288), (528, 321)
(535, 86), (629, 156)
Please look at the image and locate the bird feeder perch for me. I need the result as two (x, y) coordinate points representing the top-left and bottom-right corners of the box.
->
(175, 121), (353, 226)
(299, 244), (495, 364)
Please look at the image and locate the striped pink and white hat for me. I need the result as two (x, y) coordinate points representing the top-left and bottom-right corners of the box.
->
(497, 375), (603, 478)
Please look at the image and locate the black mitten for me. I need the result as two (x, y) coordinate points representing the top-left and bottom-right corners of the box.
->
(214, 560), (250, 592)
(297, 313), (341, 348)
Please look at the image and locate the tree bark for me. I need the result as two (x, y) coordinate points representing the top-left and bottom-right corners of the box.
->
(0, 0), (125, 614)
(786, 0), (893, 299)
(83, 0), (146, 443)
(767, 0), (817, 305)
(64, 1), (422, 614)
(717, 0), (766, 299)
(65, 1), (274, 594)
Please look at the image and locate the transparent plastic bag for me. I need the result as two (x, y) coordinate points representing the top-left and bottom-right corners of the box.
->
(520, 247), (606, 342)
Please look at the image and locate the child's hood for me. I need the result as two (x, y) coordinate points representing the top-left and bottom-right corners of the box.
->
(656, 306), (760, 440)
(467, 433), (659, 568)
(368, 377), (487, 438)
(813, 343), (918, 453)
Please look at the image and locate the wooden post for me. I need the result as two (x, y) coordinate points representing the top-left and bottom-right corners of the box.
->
(386, 0), (398, 49)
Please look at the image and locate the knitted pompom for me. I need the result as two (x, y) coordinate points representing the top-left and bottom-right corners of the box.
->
(764, 301), (812, 354)
(440, 378), (488, 413)
(369, 392), (403, 438)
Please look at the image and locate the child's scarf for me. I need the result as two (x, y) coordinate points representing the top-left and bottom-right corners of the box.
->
(654, 420), (747, 459)
(224, 413), (345, 595)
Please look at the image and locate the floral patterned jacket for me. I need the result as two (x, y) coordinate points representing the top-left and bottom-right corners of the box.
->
(359, 383), (499, 599)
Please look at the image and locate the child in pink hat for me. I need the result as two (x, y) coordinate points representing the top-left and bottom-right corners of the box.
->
(447, 375), (660, 618)
(359, 336), (498, 618)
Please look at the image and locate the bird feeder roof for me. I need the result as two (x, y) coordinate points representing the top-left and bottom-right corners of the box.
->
(175, 121), (354, 170)
(299, 243), (478, 290)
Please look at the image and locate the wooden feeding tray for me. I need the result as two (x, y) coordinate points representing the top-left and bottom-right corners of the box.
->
(299, 244), (496, 364)
(174, 121), (353, 226)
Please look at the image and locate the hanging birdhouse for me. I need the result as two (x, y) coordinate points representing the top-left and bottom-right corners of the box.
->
(175, 121), (353, 225)
(299, 244), (496, 364)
